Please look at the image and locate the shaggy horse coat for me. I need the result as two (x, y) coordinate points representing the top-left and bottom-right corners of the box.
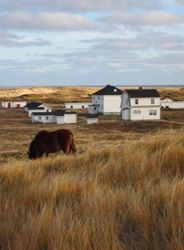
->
(28, 129), (76, 159)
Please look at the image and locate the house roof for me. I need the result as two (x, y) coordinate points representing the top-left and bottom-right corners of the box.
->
(125, 89), (160, 98)
(29, 107), (46, 111)
(32, 112), (54, 116)
(92, 84), (123, 95)
(32, 110), (76, 117)
(86, 114), (99, 118)
(25, 102), (43, 109)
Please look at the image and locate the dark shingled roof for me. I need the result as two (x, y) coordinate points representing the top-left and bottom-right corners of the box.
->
(32, 112), (54, 116)
(125, 89), (160, 98)
(32, 110), (76, 117)
(25, 102), (43, 109)
(86, 114), (99, 118)
(92, 84), (123, 95)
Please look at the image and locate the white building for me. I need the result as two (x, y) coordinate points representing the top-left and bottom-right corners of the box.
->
(161, 98), (184, 109)
(88, 84), (123, 115)
(25, 102), (52, 117)
(65, 102), (91, 109)
(86, 114), (99, 124)
(0, 101), (27, 108)
(31, 110), (77, 124)
(121, 88), (161, 121)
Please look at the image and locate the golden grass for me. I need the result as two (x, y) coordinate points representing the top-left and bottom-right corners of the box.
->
(0, 130), (184, 250)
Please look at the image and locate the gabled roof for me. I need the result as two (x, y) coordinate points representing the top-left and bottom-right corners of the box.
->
(25, 102), (43, 109)
(32, 110), (76, 117)
(92, 84), (123, 95)
(86, 114), (99, 118)
(32, 112), (54, 116)
(28, 107), (46, 111)
(125, 89), (160, 98)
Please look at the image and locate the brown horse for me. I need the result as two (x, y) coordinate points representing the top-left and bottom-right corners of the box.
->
(28, 129), (76, 159)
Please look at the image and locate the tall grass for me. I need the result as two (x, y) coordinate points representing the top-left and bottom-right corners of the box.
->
(0, 130), (184, 250)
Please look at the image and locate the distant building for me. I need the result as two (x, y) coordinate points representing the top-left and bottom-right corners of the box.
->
(24, 102), (52, 117)
(31, 110), (77, 124)
(65, 102), (91, 109)
(86, 114), (99, 124)
(0, 101), (27, 108)
(121, 88), (161, 121)
(88, 84), (123, 115)
(161, 98), (184, 109)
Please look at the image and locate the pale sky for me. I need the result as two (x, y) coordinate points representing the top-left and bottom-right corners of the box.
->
(0, 0), (184, 86)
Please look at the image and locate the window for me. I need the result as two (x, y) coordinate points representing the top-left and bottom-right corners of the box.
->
(135, 99), (139, 104)
(94, 107), (96, 111)
(149, 110), (157, 115)
(46, 116), (49, 120)
(82, 105), (84, 109)
(38, 117), (41, 120)
(70, 105), (73, 109)
(151, 98), (155, 104)
(133, 110), (141, 114)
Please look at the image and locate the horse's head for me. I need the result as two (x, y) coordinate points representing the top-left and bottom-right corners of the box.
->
(28, 141), (38, 159)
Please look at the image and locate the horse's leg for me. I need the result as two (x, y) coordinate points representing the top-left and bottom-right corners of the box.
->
(63, 140), (71, 154)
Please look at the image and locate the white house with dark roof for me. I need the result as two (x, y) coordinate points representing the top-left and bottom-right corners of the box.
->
(0, 101), (27, 108)
(65, 102), (91, 110)
(31, 110), (77, 124)
(121, 88), (161, 121)
(25, 102), (52, 117)
(86, 114), (99, 124)
(89, 84), (123, 115)
(161, 98), (184, 109)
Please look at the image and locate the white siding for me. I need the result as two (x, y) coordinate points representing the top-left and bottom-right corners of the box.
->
(161, 100), (184, 109)
(121, 109), (130, 120)
(65, 102), (91, 109)
(87, 118), (98, 124)
(92, 95), (104, 113)
(31, 115), (55, 124)
(130, 97), (160, 107)
(130, 107), (160, 121)
(103, 95), (122, 114)
(64, 114), (77, 124)
(56, 116), (64, 124)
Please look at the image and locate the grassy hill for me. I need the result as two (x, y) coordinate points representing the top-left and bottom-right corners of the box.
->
(0, 129), (184, 250)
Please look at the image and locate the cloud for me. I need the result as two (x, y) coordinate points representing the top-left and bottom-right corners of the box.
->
(0, 0), (162, 12)
(82, 32), (184, 51)
(0, 12), (95, 31)
(0, 31), (51, 47)
(99, 11), (184, 27)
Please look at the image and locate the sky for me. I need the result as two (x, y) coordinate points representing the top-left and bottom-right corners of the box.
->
(0, 0), (184, 86)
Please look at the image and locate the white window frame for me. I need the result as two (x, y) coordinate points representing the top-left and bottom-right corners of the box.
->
(151, 98), (155, 104)
(135, 99), (139, 104)
(133, 110), (141, 115)
(149, 110), (157, 116)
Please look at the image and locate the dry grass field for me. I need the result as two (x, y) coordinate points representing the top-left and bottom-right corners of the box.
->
(0, 87), (184, 249)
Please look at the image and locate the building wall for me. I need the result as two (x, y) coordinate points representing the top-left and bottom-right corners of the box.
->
(31, 115), (55, 123)
(87, 118), (98, 124)
(65, 102), (91, 109)
(130, 97), (160, 107)
(92, 95), (104, 113)
(121, 109), (130, 120)
(28, 107), (52, 117)
(56, 116), (64, 124)
(1, 101), (27, 108)
(161, 100), (184, 109)
(64, 114), (77, 124)
(130, 107), (160, 121)
(103, 95), (122, 114)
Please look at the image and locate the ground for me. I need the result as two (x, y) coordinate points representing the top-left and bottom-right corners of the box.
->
(0, 104), (183, 164)
(0, 87), (184, 250)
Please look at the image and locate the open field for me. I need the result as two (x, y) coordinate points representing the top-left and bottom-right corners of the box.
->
(0, 87), (184, 249)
